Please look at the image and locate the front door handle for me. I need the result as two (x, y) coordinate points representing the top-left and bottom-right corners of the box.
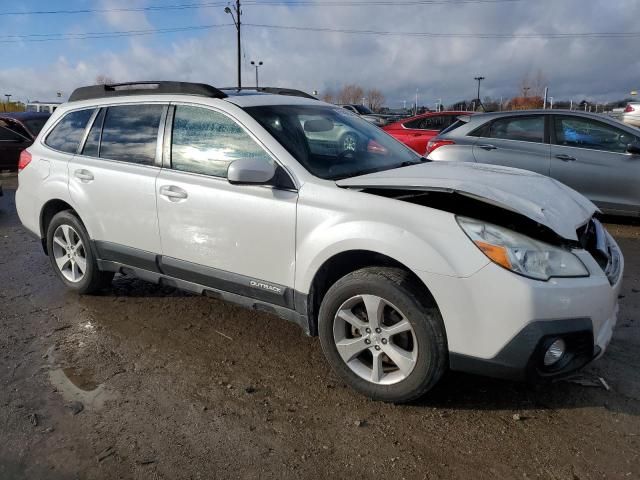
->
(159, 185), (188, 201)
(477, 144), (497, 151)
(555, 154), (576, 162)
(74, 169), (94, 183)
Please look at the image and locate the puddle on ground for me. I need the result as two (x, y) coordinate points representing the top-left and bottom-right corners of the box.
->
(49, 367), (117, 410)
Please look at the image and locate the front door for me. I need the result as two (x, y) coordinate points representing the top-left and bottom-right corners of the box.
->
(550, 114), (640, 214)
(472, 114), (551, 175)
(155, 104), (297, 307)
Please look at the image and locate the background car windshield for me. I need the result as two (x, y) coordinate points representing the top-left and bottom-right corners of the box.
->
(245, 105), (419, 180)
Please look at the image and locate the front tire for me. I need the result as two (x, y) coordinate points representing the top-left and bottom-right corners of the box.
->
(318, 267), (447, 403)
(46, 211), (113, 294)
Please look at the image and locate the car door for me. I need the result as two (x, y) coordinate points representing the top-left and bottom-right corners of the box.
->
(550, 114), (640, 214)
(0, 123), (30, 169)
(155, 104), (297, 308)
(67, 103), (166, 267)
(471, 114), (551, 175)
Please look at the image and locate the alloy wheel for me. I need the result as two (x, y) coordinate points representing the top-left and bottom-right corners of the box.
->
(52, 224), (87, 283)
(332, 294), (418, 385)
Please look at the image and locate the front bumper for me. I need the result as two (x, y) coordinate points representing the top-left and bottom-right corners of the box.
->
(415, 229), (623, 382)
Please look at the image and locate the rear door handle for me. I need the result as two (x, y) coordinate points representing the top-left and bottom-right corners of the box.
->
(159, 185), (188, 201)
(74, 169), (94, 183)
(477, 144), (497, 151)
(555, 154), (576, 162)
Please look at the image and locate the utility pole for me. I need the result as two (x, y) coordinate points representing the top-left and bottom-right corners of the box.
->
(250, 60), (263, 88)
(523, 86), (531, 97)
(415, 88), (419, 115)
(474, 76), (485, 103)
(225, 1), (242, 89)
(4, 94), (11, 112)
(543, 86), (548, 109)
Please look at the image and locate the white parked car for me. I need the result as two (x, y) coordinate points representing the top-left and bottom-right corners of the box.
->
(16, 82), (623, 402)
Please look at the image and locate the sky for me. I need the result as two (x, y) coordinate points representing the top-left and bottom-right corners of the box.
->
(0, 0), (638, 109)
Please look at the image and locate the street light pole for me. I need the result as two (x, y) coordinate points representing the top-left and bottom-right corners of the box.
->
(474, 76), (485, 103)
(250, 60), (263, 88)
(4, 94), (11, 112)
(225, 1), (242, 89)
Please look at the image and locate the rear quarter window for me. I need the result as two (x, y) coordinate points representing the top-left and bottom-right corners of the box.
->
(45, 109), (95, 153)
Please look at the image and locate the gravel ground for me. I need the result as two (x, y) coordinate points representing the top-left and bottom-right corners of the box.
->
(1, 174), (639, 480)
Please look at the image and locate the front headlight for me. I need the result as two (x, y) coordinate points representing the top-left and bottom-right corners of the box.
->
(457, 216), (588, 281)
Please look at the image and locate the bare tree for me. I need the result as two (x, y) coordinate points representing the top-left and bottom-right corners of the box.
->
(321, 89), (336, 104)
(519, 69), (547, 98)
(338, 84), (365, 105)
(95, 74), (115, 85)
(366, 88), (385, 112)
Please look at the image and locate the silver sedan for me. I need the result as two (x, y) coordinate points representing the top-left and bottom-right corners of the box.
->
(427, 110), (640, 217)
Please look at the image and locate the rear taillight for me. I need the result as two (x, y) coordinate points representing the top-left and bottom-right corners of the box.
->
(624, 105), (635, 113)
(18, 150), (32, 171)
(426, 139), (455, 155)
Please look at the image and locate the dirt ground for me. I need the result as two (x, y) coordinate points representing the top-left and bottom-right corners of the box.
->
(1, 173), (639, 480)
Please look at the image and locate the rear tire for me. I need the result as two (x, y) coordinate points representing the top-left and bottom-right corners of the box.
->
(46, 211), (113, 294)
(318, 267), (447, 403)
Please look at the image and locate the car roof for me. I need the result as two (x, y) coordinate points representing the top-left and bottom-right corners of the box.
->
(0, 112), (51, 121)
(224, 94), (330, 108)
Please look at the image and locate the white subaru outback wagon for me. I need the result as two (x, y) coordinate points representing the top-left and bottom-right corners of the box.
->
(16, 82), (623, 403)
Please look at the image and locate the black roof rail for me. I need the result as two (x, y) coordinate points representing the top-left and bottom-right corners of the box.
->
(68, 81), (228, 102)
(220, 87), (317, 100)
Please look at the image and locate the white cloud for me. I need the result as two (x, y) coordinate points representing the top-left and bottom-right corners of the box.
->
(2, 0), (639, 106)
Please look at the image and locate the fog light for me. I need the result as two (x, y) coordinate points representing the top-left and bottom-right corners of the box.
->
(543, 339), (566, 366)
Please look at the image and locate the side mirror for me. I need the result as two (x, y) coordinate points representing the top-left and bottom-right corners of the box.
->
(626, 141), (640, 156)
(227, 158), (276, 185)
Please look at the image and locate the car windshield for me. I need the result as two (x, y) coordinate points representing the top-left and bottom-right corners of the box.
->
(23, 117), (48, 135)
(245, 104), (421, 180)
(353, 105), (374, 115)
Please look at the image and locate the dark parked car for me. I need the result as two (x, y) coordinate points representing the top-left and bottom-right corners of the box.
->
(0, 112), (50, 170)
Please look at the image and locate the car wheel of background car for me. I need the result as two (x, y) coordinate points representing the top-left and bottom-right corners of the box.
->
(340, 132), (358, 152)
(46, 211), (114, 294)
(318, 267), (448, 403)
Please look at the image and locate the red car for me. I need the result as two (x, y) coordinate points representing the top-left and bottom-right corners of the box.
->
(383, 111), (470, 154)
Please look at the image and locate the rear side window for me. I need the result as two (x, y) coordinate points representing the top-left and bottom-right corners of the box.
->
(440, 119), (467, 136)
(0, 125), (25, 142)
(99, 104), (164, 165)
(404, 115), (451, 131)
(45, 109), (95, 153)
(171, 105), (273, 178)
(486, 116), (544, 143)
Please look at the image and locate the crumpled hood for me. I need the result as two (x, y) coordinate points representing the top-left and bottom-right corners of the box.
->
(336, 162), (598, 241)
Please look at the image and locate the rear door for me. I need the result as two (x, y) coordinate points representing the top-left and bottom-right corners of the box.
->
(155, 104), (297, 307)
(471, 114), (551, 175)
(68, 103), (167, 267)
(550, 114), (640, 214)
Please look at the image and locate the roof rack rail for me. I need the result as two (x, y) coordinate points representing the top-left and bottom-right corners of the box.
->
(220, 87), (317, 100)
(68, 81), (228, 102)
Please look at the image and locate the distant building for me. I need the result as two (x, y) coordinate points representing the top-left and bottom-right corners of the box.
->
(25, 101), (62, 114)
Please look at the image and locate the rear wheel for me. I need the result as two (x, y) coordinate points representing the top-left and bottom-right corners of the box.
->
(318, 267), (447, 403)
(46, 211), (113, 294)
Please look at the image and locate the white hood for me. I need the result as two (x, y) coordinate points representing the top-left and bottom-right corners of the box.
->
(336, 162), (598, 241)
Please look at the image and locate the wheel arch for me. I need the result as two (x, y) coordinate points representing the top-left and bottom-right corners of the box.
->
(304, 249), (441, 336)
(39, 199), (79, 254)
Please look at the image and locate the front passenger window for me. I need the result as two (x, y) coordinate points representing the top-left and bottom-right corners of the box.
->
(554, 116), (637, 154)
(171, 105), (273, 178)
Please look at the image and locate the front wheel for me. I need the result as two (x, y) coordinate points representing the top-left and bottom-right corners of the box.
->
(318, 267), (447, 403)
(46, 211), (114, 294)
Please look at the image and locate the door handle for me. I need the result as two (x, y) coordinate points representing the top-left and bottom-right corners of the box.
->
(159, 185), (188, 201)
(74, 169), (94, 183)
(555, 154), (576, 162)
(477, 144), (497, 151)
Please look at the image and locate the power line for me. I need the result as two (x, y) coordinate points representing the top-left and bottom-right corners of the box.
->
(244, 23), (640, 39)
(0, 24), (233, 43)
(0, 0), (541, 16)
(0, 22), (637, 43)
